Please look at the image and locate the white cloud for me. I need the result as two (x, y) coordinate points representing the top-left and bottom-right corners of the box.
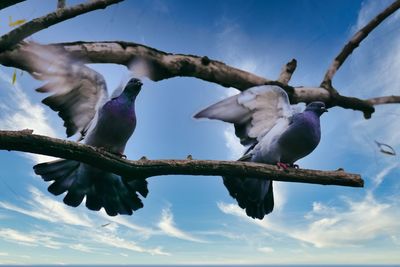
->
(91, 232), (169, 256)
(69, 243), (94, 253)
(219, 191), (400, 249)
(373, 161), (399, 188)
(0, 185), (171, 256)
(257, 246), (274, 253)
(99, 211), (157, 239)
(0, 228), (62, 249)
(290, 193), (400, 248)
(158, 206), (207, 243)
(0, 186), (94, 227)
(0, 70), (57, 163)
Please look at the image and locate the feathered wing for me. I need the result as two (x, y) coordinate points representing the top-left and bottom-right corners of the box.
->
(195, 85), (292, 219)
(194, 85), (292, 146)
(20, 42), (108, 138)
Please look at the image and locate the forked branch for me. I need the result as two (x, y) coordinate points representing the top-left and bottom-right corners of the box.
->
(321, 0), (400, 87)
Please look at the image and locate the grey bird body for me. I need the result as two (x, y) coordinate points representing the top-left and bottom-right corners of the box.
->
(195, 85), (327, 219)
(22, 42), (148, 216)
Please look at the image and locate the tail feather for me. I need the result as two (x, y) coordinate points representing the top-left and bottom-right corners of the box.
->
(125, 178), (148, 198)
(34, 160), (79, 181)
(33, 160), (148, 216)
(223, 176), (274, 220)
(85, 185), (102, 211)
(47, 172), (77, 196)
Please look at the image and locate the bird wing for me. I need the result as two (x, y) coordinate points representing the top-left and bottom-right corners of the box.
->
(194, 85), (292, 146)
(20, 42), (108, 138)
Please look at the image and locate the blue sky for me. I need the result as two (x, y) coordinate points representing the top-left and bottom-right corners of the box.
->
(0, 0), (400, 264)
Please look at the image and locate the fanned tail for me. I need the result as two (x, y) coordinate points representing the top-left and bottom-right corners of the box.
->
(223, 176), (273, 219)
(33, 160), (148, 216)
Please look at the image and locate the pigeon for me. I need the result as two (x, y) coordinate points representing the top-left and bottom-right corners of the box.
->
(194, 85), (327, 219)
(20, 42), (148, 216)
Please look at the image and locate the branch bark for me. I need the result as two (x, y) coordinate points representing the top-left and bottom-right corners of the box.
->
(321, 0), (400, 86)
(0, 0), (123, 52)
(0, 0), (25, 10)
(0, 130), (364, 188)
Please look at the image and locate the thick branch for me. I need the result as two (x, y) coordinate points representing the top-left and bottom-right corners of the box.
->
(0, 0), (123, 52)
(0, 130), (363, 187)
(0, 0), (25, 10)
(322, 0), (400, 86)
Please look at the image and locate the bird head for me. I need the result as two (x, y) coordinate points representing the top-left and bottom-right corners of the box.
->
(305, 101), (328, 116)
(124, 78), (143, 97)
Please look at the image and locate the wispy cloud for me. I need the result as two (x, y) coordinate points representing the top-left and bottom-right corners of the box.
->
(99, 210), (157, 239)
(158, 206), (207, 243)
(290, 193), (400, 248)
(69, 243), (95, 253)
(219, 191), (400, 249)
(0, 228), (62, 249)
(0, 186), (94, 227)
(0, 186), (170, 256)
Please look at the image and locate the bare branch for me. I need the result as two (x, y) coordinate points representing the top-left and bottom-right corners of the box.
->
(0, 130), (364, 187)
(0, 41), (383, 117)
(0, 0), (25, 10)
(278, 59), (297, 85)
(57, 0), (66, 9)
(322, 0), (400, 86)
(367, 95), (400, 105)
(0, 0), (123, 52)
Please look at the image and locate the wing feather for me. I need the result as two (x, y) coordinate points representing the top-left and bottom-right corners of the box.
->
(21, 42), (108, 138)
(195, 85), (293, 145)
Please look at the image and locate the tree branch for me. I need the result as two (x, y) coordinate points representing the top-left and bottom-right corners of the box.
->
(1, 41), (395, 118)
(0, 0), (123, 52)
(0, 0), (25, 10)
(321, 0), (400, 86)
(0, 130), (364, 188)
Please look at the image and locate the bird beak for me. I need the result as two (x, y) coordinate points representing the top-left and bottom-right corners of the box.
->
(322, 107), (328, 113)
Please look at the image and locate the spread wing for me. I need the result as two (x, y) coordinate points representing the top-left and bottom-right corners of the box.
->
(20, 42), (108, 138)
(194, 85), (292, 146)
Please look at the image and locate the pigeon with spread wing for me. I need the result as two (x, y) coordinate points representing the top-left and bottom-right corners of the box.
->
(20, 42), (148, 216)
(195, 85), (327, 219)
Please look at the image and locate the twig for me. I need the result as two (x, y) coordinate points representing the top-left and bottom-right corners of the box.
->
(0, 130), (364, 187)
(367, 95), (400, 105)
(0, 0), (25, 10)
(322, 0), (400, 86)
(0, 0), (123, 52)
(277, 59), (297, 85)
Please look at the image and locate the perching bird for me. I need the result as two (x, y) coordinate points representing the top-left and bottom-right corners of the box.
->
(20, 42), (148, 216)
(195, 85), (327, 219)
